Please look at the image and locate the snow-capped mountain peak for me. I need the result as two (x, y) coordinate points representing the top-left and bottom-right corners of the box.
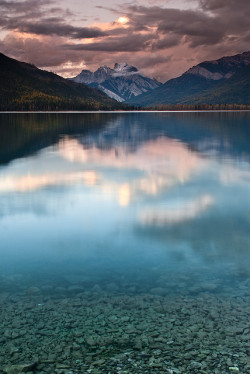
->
(113, 63), (138, 75)
(70, 63), (161, 102)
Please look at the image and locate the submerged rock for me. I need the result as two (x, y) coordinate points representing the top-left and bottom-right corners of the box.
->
(3, 362), (37, 374)
(1, 277), (249, 374)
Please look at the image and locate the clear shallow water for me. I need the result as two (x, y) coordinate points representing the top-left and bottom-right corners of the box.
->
(0, 112), (250, 373)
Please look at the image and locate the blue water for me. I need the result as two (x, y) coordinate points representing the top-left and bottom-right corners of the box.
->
(0, 112), (250, 373)
(1, 112), (250, 287)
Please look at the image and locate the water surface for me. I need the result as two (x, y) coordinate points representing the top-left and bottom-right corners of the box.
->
(0, 112), (250, 373)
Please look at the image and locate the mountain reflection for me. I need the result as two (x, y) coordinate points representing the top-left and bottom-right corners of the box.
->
(0, 135), (206, 209)
(1, 111), (250, 166)
(0, 112), (250, 277)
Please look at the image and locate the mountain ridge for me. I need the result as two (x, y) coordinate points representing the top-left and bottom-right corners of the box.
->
(1, 51), (250, 110)
(127, 51), (250, 107)
(70, 63), (161, 102)
(0, 53), (126, 111)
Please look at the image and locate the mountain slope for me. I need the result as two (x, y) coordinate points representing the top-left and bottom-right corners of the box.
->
(71, 63), (161, 102)
(127, 51), (250, 107)
(0, 53), (124, 111)
(180, 65), (250, 105)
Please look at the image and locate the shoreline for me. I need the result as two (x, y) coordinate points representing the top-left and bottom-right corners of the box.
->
(1, 109), (250, 114)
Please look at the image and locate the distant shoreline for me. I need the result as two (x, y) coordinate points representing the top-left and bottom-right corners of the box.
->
(1, 110), (250, 114)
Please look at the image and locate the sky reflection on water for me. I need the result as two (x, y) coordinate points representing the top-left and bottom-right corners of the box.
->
(0, 112), (250, 290)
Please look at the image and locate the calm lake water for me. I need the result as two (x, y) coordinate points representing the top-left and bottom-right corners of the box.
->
(0, 112), (250, 373)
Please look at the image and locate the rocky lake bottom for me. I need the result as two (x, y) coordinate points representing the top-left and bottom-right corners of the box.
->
(0, 269), (250, 374)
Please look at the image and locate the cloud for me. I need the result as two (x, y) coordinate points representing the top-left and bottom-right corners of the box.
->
(64, 33), (152, 52)
(123, 5), (226, 47)
(0, 33), (84, 67)
(0, 0), (249, 81)
(200, 0), (250, 12)
(0, 0), (105, 39)
(16, 22), (106, 39)
(150, 34), (181, 51)
(0, 0), (52, 13)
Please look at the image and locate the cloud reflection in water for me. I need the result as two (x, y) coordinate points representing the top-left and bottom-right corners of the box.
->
(139, 195), (214, 226)
(0, 171), (98, 192)
(58, 136), (207, 206)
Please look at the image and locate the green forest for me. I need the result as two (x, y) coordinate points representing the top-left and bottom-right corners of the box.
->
(0, 53), (128, 111)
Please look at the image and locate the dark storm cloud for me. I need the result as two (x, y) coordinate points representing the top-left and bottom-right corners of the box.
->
(200, 0), (250, 29)
(10, 20), (106, 39)
(200, 0), (250, 12)
(0, 0), (56, 17)
(123, 5), (225, 47)
(122, 1), (250, 49)
(151, 35), (181, 51)
(64, 33), (151, 52)
(0, 0), (106, 39)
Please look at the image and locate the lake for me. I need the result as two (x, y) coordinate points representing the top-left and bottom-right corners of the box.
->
(0, 112), (250, 373)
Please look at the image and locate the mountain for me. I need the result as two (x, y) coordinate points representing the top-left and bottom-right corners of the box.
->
(127, 51), (250, 107)
(0, 53), (126, 111)
(70, 63), (161, 102)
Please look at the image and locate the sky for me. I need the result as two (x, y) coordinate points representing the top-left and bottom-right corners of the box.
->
(0, 0), (249, 82)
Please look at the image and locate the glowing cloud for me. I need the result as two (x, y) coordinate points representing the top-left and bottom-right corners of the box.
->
(117, 16), (129, 25)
